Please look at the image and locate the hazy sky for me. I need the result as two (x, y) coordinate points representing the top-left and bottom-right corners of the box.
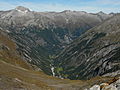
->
(0, 0), (119, 13)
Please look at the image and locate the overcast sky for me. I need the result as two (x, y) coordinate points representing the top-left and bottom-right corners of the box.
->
(0, 0), (119, 13)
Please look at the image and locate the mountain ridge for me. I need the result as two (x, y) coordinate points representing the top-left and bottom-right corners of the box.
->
(0, 6), (113, 75)
(54, 14), (120, 80)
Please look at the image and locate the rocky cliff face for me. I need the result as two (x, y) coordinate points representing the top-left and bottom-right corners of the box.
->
(54, 14), (120, 80)
(0, 6), (113, 75)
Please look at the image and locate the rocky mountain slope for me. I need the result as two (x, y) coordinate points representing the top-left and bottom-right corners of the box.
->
(0, 6), (113, 75)
(1, 27), (119, 90)
(54, 14), (120, 80)
(0, 27), (32, 70)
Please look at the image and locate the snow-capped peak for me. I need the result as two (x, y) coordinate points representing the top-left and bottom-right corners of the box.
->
(15, 6), (30, 13)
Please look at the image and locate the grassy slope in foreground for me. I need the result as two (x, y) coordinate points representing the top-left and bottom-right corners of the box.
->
(0, 59), (118, 90)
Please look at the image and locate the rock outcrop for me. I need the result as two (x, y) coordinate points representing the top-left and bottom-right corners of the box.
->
(89, 77), (120, 90)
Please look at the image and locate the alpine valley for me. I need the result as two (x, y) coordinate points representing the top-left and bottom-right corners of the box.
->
(0, 6), (120, 90)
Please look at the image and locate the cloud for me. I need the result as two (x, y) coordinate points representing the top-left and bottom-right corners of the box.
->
(0, 0), (119, 13)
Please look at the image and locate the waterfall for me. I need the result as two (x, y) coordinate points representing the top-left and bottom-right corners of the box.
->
(50, 64), (55, 77)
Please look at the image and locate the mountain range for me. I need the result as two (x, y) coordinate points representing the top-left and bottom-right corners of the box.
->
(0, 6), (120, 90)
(0, 6), (113, 75)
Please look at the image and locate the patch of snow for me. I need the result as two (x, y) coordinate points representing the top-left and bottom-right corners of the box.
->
(74, 51), (78, 54)
(24, 10), (28, 13)
(64, 35), (71, 44)
(6, 30), (10, 33)
(24, 53), (29, 57)
(24, 53), (32, 62)
(16, 8), (29, 14)
(87, 58), (90, 62)
(65, 18), (69, 23)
